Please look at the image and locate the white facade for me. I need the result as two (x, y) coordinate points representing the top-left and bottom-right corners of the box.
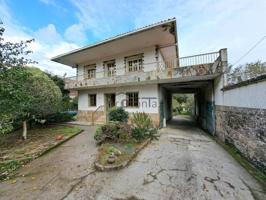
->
(214, 75), (266, 109)
(78, 84), (159, 113)
(76, 46), (157, 81)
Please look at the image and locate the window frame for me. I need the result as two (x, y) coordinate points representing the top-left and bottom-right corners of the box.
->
(88, 94), (97, 107)
(125, 54), (144, 73)
(84, 64), (96, 79)
(126, 92), (139, 107)
(104, 60), (116, 77)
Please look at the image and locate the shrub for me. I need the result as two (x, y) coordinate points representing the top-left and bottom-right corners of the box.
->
(131, 112), (159, 141)
(132, 127), (146, 141)
(108, 107), (128, 122)
(94, 122), (132, 144)
(131, 112), (153, 130)
(46, 111), (77, 123)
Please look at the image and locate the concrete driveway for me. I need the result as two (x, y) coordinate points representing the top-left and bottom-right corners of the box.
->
(0, 118), (265, 200)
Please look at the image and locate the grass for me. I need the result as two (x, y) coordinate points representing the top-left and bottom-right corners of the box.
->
(0, 125), (82, 181)
(216, 140), (266, 191)
(97, 141), (146, 167)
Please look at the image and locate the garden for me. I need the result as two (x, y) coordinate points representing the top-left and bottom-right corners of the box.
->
(0, 23), (81, 181)
(93, 107), (159, 171)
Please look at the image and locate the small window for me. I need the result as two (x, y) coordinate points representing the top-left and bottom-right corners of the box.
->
(88, 94), (96, 106)
(104, 60), (116, 77)
(84, 64), (96, 79)
(125, 54), (143, 72)
(126, 92), (139, 107)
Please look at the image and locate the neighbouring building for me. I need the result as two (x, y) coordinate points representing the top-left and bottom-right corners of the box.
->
(52, 18), (227, 129)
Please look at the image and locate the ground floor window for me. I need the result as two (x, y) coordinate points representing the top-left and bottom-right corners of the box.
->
(126, 92), (139, 107)
(88, 94), (96, 106)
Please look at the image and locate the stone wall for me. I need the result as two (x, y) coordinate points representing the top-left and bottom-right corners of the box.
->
(215, 105), (266, 174)
(77, 111), (160, 128)
(77, 111), (106, 124)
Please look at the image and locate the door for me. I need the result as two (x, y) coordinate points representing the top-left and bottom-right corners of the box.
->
(105, 93), (116, 120)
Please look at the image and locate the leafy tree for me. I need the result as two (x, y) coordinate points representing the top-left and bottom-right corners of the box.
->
(228, 61), (266, 84)
(0, 22), (36, 70)
(172, 94), (194, 115)
(46, 72), (78, 111)
(0, 67), (62, 139)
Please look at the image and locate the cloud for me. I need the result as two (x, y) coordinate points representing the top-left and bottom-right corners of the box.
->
(39, 0), (56, 6)
(35, 24), (63, 44)
(0, 0), (78, 76)
(133, 0), (266, 66)
(64, 23), (87, 43)
(69, 0), (137, 39)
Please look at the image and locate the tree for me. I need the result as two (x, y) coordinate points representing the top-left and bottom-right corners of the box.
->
(0, 67), (62, 139)
(172, 94), (194, 115)
(0, 22), (36, 70)
(228, 61), (266, 84)
(45, 72), (78, 111)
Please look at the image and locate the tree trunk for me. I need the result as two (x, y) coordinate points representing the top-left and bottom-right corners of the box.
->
(22, 120), (27, 140)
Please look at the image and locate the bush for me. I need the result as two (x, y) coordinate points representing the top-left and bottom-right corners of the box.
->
(108, 107), (128, 122)
(132, 127), (146, 141)
(94, 122), (132, 144)
(46, 111), (77, 123)
(131, 112), (153, 130)
(131, 112), (158, 141)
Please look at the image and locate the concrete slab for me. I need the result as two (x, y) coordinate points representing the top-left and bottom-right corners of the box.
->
(0, 118), (265, 200)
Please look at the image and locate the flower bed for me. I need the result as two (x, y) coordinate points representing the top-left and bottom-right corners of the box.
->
(95, 140), (150, 171)
(94, 109), (159, 171)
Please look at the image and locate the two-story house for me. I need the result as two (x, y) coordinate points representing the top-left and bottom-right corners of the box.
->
(52, 18), (227, 131)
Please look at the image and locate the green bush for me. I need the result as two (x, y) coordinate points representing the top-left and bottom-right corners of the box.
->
(46, 111), (77, 123)
(132, 127), (146, 141)
(131, 112), (159, 141)
(131, 112), (153, 130)
(94, 122), (132, 144)
(108, 107), (128, 122)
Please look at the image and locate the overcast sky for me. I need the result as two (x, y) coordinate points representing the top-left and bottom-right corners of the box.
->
(0, 0), (265, 76)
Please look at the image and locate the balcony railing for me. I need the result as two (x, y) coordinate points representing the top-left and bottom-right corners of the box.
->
(179, 51), (220, 67)
(64, 49), (226, 89)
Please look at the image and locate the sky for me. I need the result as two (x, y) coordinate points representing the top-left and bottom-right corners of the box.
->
(0, 0), (266, 76)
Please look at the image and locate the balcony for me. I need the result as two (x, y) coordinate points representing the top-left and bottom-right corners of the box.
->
(64, 49), (227, 90)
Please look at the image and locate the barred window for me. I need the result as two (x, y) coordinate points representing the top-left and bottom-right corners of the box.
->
(88, 94), (96, 106)
(126, 54), (143, 72)
(126, 92), (139, 107)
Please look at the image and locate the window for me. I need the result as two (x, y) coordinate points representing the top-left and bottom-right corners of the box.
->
(84, 64), (96, 79)
(126, 54), (143, 72)
(104, 60), (116, 77)
(126, 92), (139, 107)
(88, 94), (96, 106)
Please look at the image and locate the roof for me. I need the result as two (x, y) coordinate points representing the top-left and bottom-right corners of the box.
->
(51, 18), (177, 67)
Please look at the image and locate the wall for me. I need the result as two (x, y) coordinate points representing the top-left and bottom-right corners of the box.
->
(77, 46), (156, 80)
(214, 76), (266, 174)
(78, 84), (159, 114)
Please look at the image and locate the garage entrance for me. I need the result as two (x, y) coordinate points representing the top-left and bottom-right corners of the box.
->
(159, 80), (216, 134)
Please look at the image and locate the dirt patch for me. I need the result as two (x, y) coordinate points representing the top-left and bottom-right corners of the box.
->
(0, 125), (82, 181)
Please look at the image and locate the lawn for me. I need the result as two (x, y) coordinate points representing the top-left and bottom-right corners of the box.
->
(0, 125), (82, 181)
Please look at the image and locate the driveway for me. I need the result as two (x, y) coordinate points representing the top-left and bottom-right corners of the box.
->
(0, 118), (265, 200)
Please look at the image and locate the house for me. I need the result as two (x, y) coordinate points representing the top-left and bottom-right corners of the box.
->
(52, 18), (227, 129)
